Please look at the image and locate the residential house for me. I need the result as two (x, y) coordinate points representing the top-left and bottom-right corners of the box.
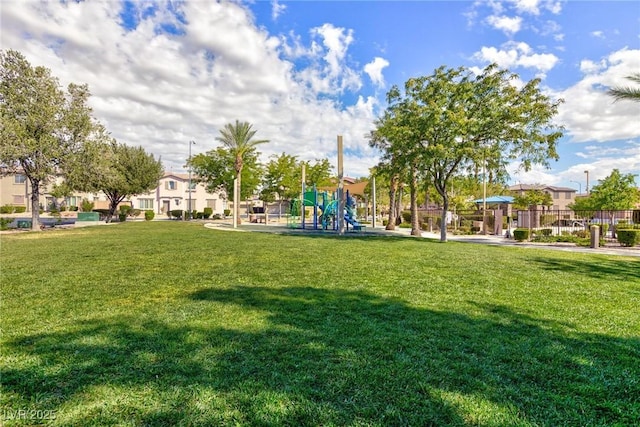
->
(0, 172), (227, 216)
(508, 184), (577, 210)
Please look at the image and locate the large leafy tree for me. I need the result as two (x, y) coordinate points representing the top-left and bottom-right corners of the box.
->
(368, 125), (409, 231)
(189, 147), (262, 201)
(304, 158), (334, 188)
(587, 169), (639, 227)
(261, 153), (300, 215)
(0, 49), (96, 230)
(607, 73), (640, 103)
(372, 64), (564, 242)
(216, 120), (268, 222)
(66, 140), (163, 222)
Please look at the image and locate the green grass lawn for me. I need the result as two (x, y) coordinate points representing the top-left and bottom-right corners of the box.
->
(1, 221), (639, 426)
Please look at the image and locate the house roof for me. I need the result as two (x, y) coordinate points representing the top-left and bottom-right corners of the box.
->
(508, 184), (576, 192)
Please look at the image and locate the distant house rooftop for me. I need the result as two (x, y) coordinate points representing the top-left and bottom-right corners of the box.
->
(508, 184), (576, 192)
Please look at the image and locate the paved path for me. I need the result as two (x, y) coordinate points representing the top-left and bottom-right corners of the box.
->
(206, 221), (640, 258)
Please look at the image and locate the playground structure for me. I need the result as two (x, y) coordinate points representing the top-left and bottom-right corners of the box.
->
(288, 186), (364, 231)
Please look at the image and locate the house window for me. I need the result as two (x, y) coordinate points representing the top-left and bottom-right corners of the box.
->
(12, 195), (24, 204)
(188, 181), (196, 190)
(165, 180), (177, 190)
(565, 192), (572, 199)
(14, 174), (26, 184)
(553, 192), (559, 199)
(206, 199), (217, 210)
(66, 196), (80, 208)
(138, 199), (154, 209)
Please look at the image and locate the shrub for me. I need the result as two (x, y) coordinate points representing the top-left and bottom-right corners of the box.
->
(118, 213), (127, 222)
(212, 214), (222, 220)
(513, 228), (530, 241)
(69, 206), (79, 211)
(170, 209), (183, 220)
(119, 205), (132, 216)
(0, 217), (12, 230)
(401, 211), (412, 223)
(203, 207), (213, 219)
(223, 209), (231, 217)
(81, 199), (94, 212)
(14, 206), (26, 213)
(144, 210), (155, 221)
(382, 219), (388, 227)
(617, 229), (640, 247)
(539, 228), (552, 237)
(0, 205), (14, 214)
(600, 223), (610, 236)
(572, 229), (588, 239)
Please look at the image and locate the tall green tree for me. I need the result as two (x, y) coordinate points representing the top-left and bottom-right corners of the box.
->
(587, 169), (639, 228)
(216, 120), (268, 222)
(261, 153), (300, 215)
(189, 147), (262, 202)
(372, 64), (564, 242)
(66, 140), (163, 222)
(608, 73), (640, 103)
(304, 158), (334, 188)
(0, 50), (96, 230)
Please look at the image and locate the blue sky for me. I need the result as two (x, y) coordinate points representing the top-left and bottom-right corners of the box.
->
(1, 0), (639, 192)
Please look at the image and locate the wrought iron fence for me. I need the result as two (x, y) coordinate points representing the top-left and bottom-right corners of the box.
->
(515, 209), (639, 242)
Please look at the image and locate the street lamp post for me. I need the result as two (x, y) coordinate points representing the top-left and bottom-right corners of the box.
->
(570, 180), (582, 195)
(188, 140), (195, 220)
(584, 170), (589, 194)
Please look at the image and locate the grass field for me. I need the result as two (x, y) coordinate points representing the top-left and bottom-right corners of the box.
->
(1, 221), (639, 426)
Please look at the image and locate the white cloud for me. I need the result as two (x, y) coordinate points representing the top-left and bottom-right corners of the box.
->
(473, 41), (559, 75)
(0, 1), (379, 177)
(554, 48), (640, 143)
(591, 30), (605, 39)
(364, 57), (390, 87)
(271, 0), (286, 20)
(512, 0), (540, 15)
(486, 15), (523, 35)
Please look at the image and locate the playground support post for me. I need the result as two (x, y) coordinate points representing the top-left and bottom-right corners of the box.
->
(301, 163), (306, 229)
(337, 135), (345, 235)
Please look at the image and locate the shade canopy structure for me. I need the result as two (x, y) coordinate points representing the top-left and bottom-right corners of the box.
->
(473, 195), (515, 204)
(318, 181), (369, 197)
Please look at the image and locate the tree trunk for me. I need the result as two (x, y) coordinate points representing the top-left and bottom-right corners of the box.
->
(106, 198), (119, 223)
(440, 195), (449, 242)
(235, 169), (242, 224)
(410, 166), (421, 236)
(30, 179), (41, 231)
(386, 175), (398, 230)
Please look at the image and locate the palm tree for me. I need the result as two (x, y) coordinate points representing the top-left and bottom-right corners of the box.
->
(216, 120), (268, 223)
(608, 73), (640, 102)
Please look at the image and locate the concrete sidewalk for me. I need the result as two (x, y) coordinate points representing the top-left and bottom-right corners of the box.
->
(416, 230), (640, 257)
(206, 221), (640, 257)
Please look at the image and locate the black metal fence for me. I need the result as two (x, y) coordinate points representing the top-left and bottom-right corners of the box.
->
(415, 208), (639, 242)
(515, 209), (640, 242)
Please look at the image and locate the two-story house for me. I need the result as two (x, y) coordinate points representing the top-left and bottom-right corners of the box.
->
(0, 172), (227, 217)
(508, 184), (577, 210)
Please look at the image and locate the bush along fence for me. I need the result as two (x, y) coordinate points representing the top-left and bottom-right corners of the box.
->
(510, 209), (639, 246)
